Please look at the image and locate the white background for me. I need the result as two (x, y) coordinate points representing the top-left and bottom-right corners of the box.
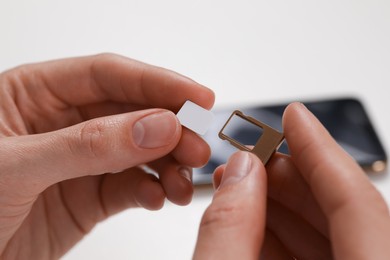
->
(1, 1), (389, 259)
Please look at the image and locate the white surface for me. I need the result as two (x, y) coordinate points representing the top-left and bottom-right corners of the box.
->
(177, 100), (214, 135)
(1, 1), (389, 259)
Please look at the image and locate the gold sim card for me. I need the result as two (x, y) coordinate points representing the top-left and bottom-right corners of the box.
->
(218, 110), (284, 164)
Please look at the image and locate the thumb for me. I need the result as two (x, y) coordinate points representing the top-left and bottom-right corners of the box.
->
(193, 151), (267, 260)
(0, 109), (181, 196)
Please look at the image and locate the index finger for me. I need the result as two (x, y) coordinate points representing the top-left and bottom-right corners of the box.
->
(283, 102), (390, 259)
(19, 53), (215, 110)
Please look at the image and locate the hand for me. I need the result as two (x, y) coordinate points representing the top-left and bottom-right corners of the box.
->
(0, 53), (215, 259)
(194, 102), (390, 259)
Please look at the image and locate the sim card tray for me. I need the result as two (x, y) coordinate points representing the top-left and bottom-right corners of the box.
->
(218, 110), (285, 165)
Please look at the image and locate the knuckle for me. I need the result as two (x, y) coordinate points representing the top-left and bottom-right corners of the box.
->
(91, 53), (121, 71)
(94, 53), (113, 65)
(75, 120), (111, 159)
(200, 199), (243, 230)
(91, 53), (115, 72)
(95, 52), (117, 60)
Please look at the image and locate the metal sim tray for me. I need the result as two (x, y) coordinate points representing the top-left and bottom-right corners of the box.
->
(218, 110), (284, 165)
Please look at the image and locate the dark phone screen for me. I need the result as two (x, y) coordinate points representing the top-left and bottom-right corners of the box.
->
(193, 97), (387, 184)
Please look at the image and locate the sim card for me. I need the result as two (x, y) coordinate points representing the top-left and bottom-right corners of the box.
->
(177, 100), (214, 135)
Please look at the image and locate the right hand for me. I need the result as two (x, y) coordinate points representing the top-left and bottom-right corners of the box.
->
(194, 102), (390, 259)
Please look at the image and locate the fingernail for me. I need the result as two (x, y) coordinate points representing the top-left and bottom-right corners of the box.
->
(133, 111), (179, 148)
(297, 102), (308, 110)
(178, 166), (192, 182)
(218, 151), (253, 189)
(294, 102), (312, 115)
(293, 102), (319, 124)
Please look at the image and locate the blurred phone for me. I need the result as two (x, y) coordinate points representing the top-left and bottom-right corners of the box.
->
(193, 97), (387, 185)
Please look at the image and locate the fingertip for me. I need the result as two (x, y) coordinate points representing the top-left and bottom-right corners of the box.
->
(172, 128), (211, 167)
(179, 79), (215, 110)
(218, 151), (266, 191)
(282, 102), (308, 133)
(148, 158), (195, 206)
(166, 174), (194, 206)
(213, 165), (225, 190)
(201, 86), (216, 110)
(177, 166), (195, 206)
(134, 176), (166, 210)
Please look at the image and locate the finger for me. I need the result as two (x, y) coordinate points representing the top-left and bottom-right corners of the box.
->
(216, 156), (331, 258)
(260, 229), (293, 260)
(78, 101), (146, 120)
(171, 128), (211, 168)
(147, 127), (213, 205)
(283, 102), (390, 258)
(82, 104), (213, 170)
(0, 109), (181, 197)
(215, 153), (329, 237)
(194, 152), (267, 259)
(266, 199), (332, 259)
(266, 153), (328, 236)
(58, 167), (166, 233)
(100, 167), (166, 213)
(212, 164), (225, 189)
(18, 53), (215, 110)
(147, 156), (194, 206)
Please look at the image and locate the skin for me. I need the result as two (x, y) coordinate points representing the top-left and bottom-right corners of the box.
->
(194, 102), (390, 260)
(1, 54), (389, 259)
(0, 53), (215, 259)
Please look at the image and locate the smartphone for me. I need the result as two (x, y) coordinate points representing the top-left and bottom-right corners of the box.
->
(193, 97), (388, 185)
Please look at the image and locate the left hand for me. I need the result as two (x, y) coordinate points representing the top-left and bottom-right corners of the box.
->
(0, 53), (214, 259)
